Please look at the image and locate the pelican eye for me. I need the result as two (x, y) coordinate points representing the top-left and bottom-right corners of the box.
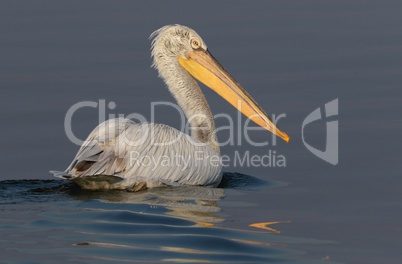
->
(190, 39), (201, 49)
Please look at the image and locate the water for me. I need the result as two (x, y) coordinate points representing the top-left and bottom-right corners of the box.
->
(0, 176), (332, 263)
(1, 1), (402, 263)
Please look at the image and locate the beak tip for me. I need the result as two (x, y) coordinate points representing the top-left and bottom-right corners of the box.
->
(282, 133), (290, 143)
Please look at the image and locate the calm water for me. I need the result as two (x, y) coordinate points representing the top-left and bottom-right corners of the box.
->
(1, 1), (402, 263)
(0, 176), (333, 263)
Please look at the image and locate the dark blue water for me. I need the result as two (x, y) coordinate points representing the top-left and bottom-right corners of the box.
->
(0, 175), (333, 263)
(1, 1), (401, 263)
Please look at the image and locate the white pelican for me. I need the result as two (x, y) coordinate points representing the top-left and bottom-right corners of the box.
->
(52, 25), (289, 191)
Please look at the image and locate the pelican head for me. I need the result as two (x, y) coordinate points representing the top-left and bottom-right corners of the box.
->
(150, 24), (289, 151)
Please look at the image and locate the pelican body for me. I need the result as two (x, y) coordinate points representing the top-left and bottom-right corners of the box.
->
(52, 25), (289, 191)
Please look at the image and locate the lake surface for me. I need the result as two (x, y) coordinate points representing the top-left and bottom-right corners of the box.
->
(1, 1), (401, 263)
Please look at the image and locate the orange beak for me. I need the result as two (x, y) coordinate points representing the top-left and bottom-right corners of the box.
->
(179, 49), (289, 142)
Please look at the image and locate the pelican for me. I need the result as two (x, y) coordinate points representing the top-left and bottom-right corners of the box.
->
(51, 25), (289, 191)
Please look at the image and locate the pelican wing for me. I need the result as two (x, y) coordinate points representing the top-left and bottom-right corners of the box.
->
(52, 118), (222, 189)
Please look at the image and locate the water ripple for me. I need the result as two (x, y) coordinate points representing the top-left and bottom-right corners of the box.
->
(0, 174), (336, 263)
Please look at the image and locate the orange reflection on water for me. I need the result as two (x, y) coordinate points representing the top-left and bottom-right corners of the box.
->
(249, 221), (291, 234)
